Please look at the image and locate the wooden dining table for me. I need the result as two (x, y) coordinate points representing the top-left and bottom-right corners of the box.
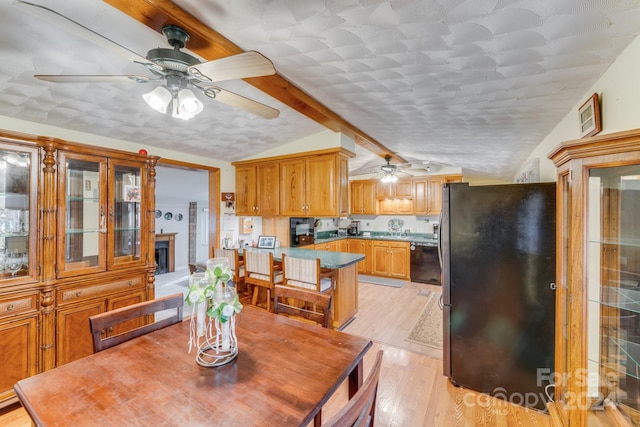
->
(14, 306), (372, 426)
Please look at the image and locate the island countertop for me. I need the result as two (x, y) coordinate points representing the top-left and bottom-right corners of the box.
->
(241, 247), (364, 269)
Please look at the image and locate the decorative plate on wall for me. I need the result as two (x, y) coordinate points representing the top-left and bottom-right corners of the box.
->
(164, 212), (173, 220)
(155, 210), (162, 218)
(175, 213), (183, 221)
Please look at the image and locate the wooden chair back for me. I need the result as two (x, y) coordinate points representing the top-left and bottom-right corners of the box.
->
(274, 285), (332, 328)
(89, 293), (184, 352)
(321, 350), (384, 427)
(282, 253), (335, 293)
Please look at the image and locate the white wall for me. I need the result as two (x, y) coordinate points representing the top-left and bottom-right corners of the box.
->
(517, 34), (640, 182)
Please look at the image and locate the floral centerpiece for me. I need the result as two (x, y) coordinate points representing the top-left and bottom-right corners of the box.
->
(185, 257), (242, 367)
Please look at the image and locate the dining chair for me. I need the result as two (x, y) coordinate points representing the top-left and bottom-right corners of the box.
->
(244, 250), (283, 312)
(321, 350), (384, 427)
(273, 284), (332, 328)
(89, 293), (184, 352)
(213, 247), (246, 292)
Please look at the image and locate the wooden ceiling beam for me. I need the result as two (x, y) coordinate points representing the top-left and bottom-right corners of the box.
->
(103, 0), (407, 165)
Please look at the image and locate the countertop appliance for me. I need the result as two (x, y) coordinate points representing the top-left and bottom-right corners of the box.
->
(410, 240), (440, 285)
(289, 217), (315, 247)
(441, 182), (556, 411)
(348, 221), (360, 236)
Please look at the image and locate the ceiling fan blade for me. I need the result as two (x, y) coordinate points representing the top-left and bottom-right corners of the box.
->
(35, 75), (155, 83)
(202, 85), (279, 119)
(14, 0), (150, 65)
(188, 51), (276, 83)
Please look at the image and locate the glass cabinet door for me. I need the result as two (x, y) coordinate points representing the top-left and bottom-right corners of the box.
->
(57, 152), (107, 277)
(0, 144), (37, 282)
(108, 160), (145, 268)
(588, 164), (640, 422)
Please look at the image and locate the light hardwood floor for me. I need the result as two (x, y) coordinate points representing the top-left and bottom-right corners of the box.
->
(0, 280), (551, 426)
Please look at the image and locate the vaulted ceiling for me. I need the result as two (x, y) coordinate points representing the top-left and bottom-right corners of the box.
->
(1, 0), (639, 181)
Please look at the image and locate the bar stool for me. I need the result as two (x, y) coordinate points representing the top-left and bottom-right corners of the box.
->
(213, 247), (246, 293)
(244, 250), (283, 312)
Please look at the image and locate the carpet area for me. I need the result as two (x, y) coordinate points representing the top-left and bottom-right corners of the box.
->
(406, 292), (443, 349)
(357, 275), (405, 288)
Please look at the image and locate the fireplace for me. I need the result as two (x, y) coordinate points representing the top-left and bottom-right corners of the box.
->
(155, 233), (177, 275)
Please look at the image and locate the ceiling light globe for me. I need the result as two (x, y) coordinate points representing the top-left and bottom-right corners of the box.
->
(142, 86), (172, 114)
(177, 89), (203, 117)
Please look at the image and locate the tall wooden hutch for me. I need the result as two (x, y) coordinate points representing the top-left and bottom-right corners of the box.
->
(0, 130), (158, 407)
(549, 128), (640, 426)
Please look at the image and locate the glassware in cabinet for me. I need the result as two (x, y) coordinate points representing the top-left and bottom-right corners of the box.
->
(0, 145), (37, 282)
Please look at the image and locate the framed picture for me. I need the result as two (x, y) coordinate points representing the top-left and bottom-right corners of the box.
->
(124, 185), (141, 202)
(257, 235), (276, 249)
(578, 93), (602, 138)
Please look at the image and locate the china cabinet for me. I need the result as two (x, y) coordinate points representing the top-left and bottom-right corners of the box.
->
(548, 128), (640, 426)
(0, 130), (158, 408)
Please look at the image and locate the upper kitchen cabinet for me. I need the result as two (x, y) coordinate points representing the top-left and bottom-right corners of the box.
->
(350, 180), (377, 215)
(0, 140), (38, 284)
(235, 149), (352, 218)
(376, 179), (413, 200)
(56, 149), (157, 278)
(235, 163), (279, 216)
(414, 175), (462, 215)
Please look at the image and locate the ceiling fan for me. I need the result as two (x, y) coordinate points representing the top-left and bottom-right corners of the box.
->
(374, 155), (413, 182)
(15, 0), (280, 120)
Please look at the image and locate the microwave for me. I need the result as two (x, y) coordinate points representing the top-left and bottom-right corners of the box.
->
(290, 217), (315, 247)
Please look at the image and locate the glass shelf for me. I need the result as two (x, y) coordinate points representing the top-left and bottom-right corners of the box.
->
(590, 337), (640, 380)
(590, 237), (640, 247)
(595, 287), (640, 314)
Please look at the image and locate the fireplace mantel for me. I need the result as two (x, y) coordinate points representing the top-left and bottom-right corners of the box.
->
(155, 233), (177, 274)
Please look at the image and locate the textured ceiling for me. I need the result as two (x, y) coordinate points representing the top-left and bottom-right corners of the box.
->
(1, 1), (640, 181)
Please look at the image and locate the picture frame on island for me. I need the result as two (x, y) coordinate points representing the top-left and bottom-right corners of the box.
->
(257, 235), (276, 249)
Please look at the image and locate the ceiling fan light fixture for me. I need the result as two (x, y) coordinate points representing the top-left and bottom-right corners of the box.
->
(381, 174), (397, 183)
(176, 88), (203, 116)
(142, 86), (172, 113)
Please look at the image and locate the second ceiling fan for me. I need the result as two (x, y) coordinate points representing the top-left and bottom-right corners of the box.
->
(17, 0), (280, 120)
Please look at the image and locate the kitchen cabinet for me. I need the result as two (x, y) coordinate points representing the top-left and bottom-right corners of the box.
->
(379, 198), (413, 214)
(348, 238), (372, 274)
(350, 180), (377, 214)
(234, 149), (351, 219)
(413, 176), (444, 215)
(548, 128), (640, 426)
(376, 179), (413, 200)
(235, 162), (279, 216)
(337, 238), (349, 253)
(280, 153), (348, 217)
(0, 130), (158, 409)
(371, 240), (410, 280)
(315, 240), (338, 251)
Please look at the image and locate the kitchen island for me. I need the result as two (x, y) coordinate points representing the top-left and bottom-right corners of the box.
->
(242, 247), (364, 329)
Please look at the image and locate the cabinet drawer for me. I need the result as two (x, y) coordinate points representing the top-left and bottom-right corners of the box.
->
(60, 278), (143, 303)
(0, 294), (37, 318)
(389, 241), (409, 249)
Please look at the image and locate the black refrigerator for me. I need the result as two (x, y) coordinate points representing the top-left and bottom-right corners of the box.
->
(441, 182), (556, 411)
